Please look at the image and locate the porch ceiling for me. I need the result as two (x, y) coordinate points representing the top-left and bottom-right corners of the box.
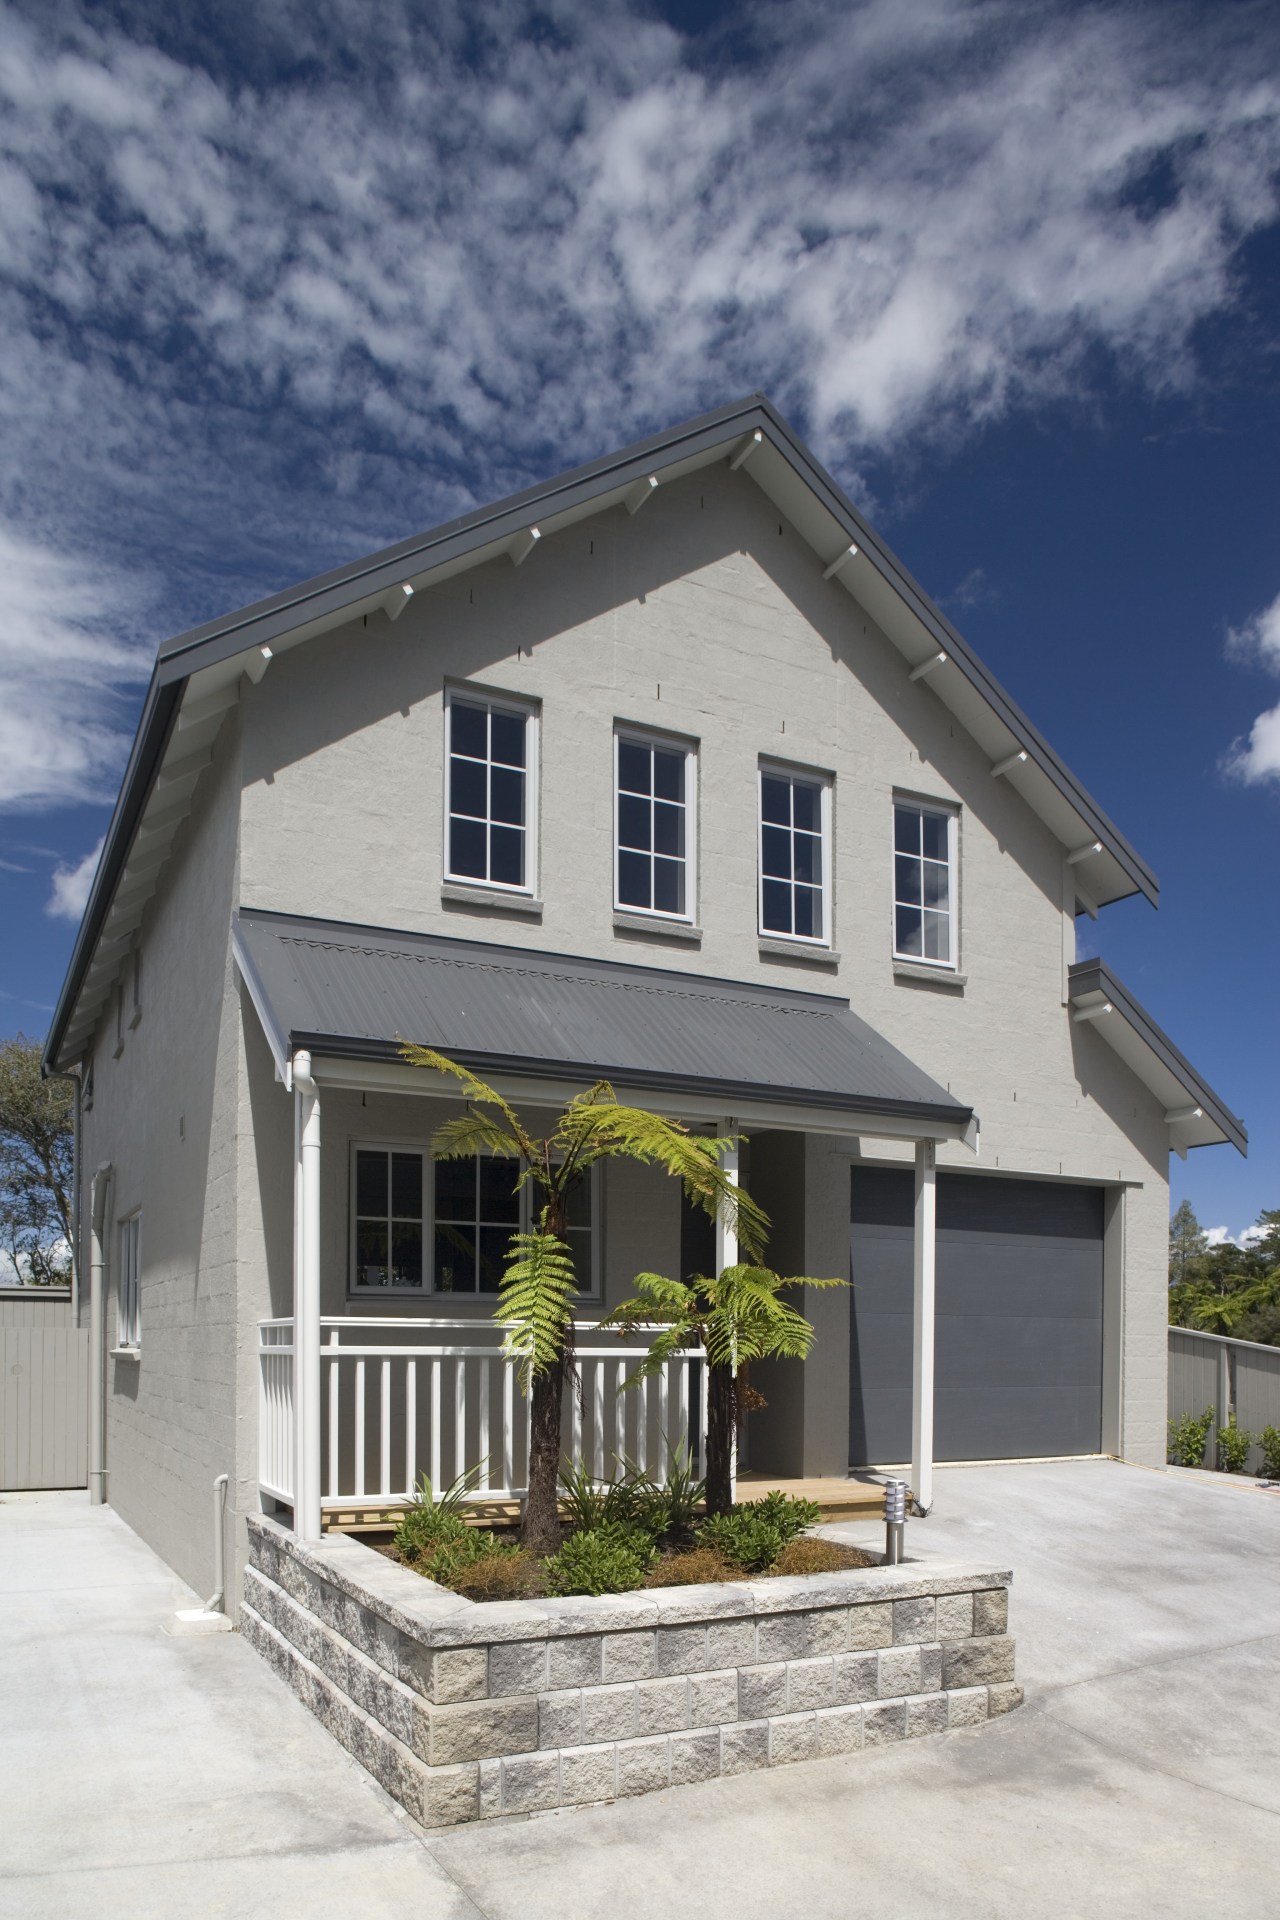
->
(234, 907), (976, 1142)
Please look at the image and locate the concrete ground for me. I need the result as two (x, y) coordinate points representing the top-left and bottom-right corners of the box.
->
(4, 1461), (1279, 1918)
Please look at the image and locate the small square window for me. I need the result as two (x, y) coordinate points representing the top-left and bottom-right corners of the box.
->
(893, 800), (957, 967)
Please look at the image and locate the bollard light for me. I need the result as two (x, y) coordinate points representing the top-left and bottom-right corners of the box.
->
(883, 1478), (908, 1564)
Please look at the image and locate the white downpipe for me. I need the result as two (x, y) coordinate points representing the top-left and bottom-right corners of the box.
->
(292, 1051), (322, 1541)
(715, 1123), (739, 1502)
(88, 1163), (113, 1505)
(205, 1473), (229, 1612)
(911, 1138), (937, 1516)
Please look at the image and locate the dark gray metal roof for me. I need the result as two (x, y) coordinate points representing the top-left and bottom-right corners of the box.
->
(1068, 958), (1247, 1155)
(234, 908), (974, 1129)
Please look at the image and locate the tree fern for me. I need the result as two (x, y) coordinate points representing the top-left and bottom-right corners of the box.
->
(497, 1228), (578, 1388)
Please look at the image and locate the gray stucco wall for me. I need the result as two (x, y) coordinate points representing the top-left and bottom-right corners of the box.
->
(78, 714), (244, 1603)
(234, 461), (1169, 1467)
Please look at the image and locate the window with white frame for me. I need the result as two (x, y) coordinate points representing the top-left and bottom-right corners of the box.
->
(118, 1213), (141, 1348)
(614, 731), (694, 918)
(758, 764), (831, 942)
(351, 1147), (599, 1296)
(445, 690), (536, 892)
(352, 1147), (426, 1292)
(893, 799), (957, 966)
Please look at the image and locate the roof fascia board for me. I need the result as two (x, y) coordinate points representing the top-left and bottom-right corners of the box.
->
(1068, 958), (1246, 1154)
(43, 672), (182, 1075)
(232, 919), (289, 1083)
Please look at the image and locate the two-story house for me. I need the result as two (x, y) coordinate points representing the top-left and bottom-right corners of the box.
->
(45, 396), (1245, 1614)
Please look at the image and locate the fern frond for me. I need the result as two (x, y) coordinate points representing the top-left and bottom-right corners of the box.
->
(429, 1111), (525, 1163)
(556, 1103), (769, 1260)
(399, 1045), (531, 1147)
(497, 1229), (578, 1390)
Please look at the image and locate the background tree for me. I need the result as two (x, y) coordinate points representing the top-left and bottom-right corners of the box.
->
(1169, 1199), (1207, 1286)
(602, 1263), (844, 1515)
(1169, 1209), (1280, 1346)
(0, 1035), (74, 1287)
(402, 1045), (766, 1555)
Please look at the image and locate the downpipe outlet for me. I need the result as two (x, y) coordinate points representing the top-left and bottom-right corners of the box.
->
(883, 1478), (908, 1565)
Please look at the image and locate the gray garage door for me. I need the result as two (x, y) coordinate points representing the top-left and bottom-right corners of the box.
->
(849, 1169), (1104, 1465)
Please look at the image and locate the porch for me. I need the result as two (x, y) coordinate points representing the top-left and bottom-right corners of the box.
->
(236, 908), (976, 1541)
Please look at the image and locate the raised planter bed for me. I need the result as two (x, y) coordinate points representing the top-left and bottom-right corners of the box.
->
(243, 1513), (1021, 1829)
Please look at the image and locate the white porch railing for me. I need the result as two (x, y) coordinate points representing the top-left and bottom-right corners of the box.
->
(258, 1318), (706, 1511)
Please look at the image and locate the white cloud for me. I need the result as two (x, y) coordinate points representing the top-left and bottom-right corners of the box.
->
(1224, 591), (1280, 784)
(1204, 1222), (1274, 1250)
(0, 3), (1276, 811)
(46, 836), (104, 923)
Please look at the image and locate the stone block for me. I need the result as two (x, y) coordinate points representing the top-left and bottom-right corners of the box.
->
(372, 1616), (400, 1678)
(671, 1729), (721, 1785)
(919, 1643), (943, 1693)
(769, 1712), (817, 1766)
(707, 1617), (757, 1669)
(757, 1611), (817, 1663)
(863, 1699), (907, 1748)
(987, 1683), (1024, 1717)
(947, 1686), (989, 1729)
(634, 1675), (690, 1736)
(489, 1639), (548, 1697)
(478, 1758), (503, 1820)
(425, 1696), (540, 1766)
(548, 1636), (604, 1689)
(737, 1663), (787, 1720)
(502, 1752), (562, 1815)
(832, 1651), (878, 1705)
(581, 1683), (637, 1744)
(721, 1720), (770, 1776)
(878, 1647), (922, 1699)
(934, 1592), (974, 1641)
(397, 1637), (434, 1700)
(847, 1602), (894, 1651)
(561, 1743), (618, 1805)
(905, 1692), (949, 1738)
(974, 1589), (1009, 1637)
(893, 1597), (936, 1646)
(787, 1657), (835, 1712)
(807, 1609), (850, 1655)
(422, 1763), (480, 1828)
(656, 1625), (707, 1674)
(617, 1736), (670, 1797)
(688, 1669), (738, 1725)
(814, 1703), (864, 1757)
(538, 1689), (583, 1749)
(941, 1637), (1016, 1689)
(603, 1630), (657, 1682)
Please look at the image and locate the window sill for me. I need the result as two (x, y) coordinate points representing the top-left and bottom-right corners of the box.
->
(441, 882), (544, 918)
(759, 937), (840, 967)
(613, 912), (703, 943)
(110, 1346), (141, 1361)
(893, 961), (966, 989)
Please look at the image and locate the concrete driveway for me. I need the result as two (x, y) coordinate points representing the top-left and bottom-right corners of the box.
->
(4, 1461), (1279, 1919)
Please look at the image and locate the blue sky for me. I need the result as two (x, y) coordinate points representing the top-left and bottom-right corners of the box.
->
(0, 0), (1277, 1239)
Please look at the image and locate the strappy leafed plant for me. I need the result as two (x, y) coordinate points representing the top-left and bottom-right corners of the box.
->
(400, 1044), (767, 1556)
(602, 1264), (845, 1516)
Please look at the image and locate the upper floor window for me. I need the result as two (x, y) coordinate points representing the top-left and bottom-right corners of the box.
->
(118, 1213), (141, 1348)
(615, 731), (694, 919)
(445, 690), (536, 892)
(893, 799), (957, 966)
(759, 764), (831, 943)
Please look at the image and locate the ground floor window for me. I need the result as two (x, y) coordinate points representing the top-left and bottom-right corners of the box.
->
(118, 1213), (141, 1348)
(352, 1147), (425, 1292)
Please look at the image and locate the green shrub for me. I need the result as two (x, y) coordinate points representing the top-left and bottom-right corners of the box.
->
(743, 1490), (820, 1545)
(544, 1523), (655, 1596)
(557, 1458), (611, 1533)
(1216, 1416), (1254, 1474)
(636, 1443), (706, 1542)
(1167, 1407), (1215, 1469)
(698, 1506), (788, 1572)
(1260, 1426), (1280, 1480)
(394, 1463), (489, 1563)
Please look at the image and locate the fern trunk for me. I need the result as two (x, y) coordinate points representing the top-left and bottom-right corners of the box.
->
(704, 1360), (736, 1516)
(522, 1353), (566, 1556)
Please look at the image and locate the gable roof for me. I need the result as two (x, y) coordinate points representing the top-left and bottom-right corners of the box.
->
(233, 908), (977, 1140)
(45, 393), (1157, 1073)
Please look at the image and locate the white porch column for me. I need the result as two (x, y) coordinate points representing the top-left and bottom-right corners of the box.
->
(911, 1138), (937, 1516)
(715, 1122), (739, 1500)
(292, 1051), (322, 1541)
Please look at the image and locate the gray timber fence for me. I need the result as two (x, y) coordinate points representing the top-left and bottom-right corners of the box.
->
(1168, 1325), (1280, 1476)
(0, 1287), (88, 1491)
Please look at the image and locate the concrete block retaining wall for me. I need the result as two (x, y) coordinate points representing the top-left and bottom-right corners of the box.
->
(242, 1515), (1022, 1829)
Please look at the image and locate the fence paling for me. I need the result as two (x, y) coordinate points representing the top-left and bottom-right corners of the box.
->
(1168, 1325), (1280, 1476)
(258, 1320), (704, 1508)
